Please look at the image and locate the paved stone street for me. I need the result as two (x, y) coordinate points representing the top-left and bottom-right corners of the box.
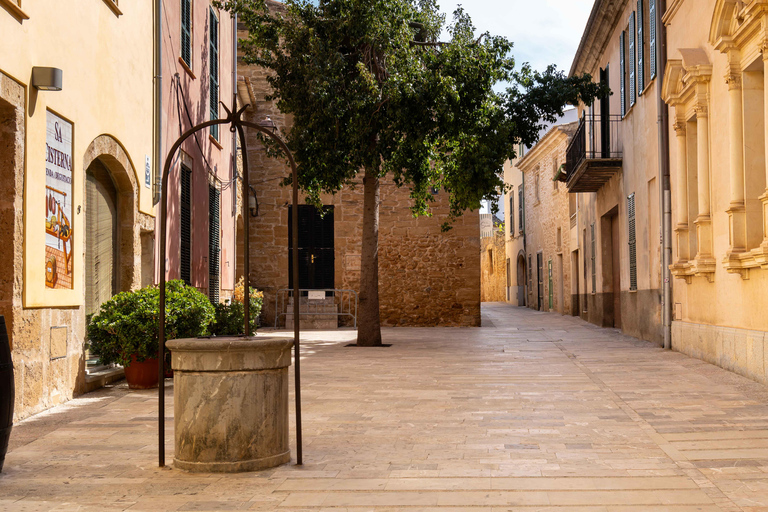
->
(4, 303), (768, 511)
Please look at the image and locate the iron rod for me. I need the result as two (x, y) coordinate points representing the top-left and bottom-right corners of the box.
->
(292, 147), (303, 466)
(238, 124), (251, 336)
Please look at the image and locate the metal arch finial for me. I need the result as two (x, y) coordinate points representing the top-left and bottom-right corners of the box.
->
(221, 101), (251, 133)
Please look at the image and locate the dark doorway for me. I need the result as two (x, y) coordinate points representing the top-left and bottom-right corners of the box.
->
(288, 205), (335, 291)
(611, 213), (621, 329)
(600, 66), (610, 158)
(601, 207), (621, 329)
(517, 254), (526, 306)
(85, 159), (118, 317)
(536, 252), (544, 311)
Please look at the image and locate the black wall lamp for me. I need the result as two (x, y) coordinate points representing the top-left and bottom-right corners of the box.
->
(32, 67), (63, 91)
(249, 185), (259, 217)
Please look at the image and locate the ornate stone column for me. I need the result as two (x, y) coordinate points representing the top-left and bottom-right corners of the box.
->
(693, 104), (715, 274)
(673, 121), (690, 264)
(726, 70), (746, 255)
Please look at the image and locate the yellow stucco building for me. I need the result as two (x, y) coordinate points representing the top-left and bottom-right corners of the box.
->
(1, 0), (156, 419)
(662, 0), (768, 384)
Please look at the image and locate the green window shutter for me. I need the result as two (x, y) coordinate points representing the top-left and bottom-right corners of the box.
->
(649, 0), (657, 80)
(509, 194), (514, 235)
(637, 1), (645, 94)
(629, 12), (636, 107)
(591, 223), (596, 294)
(209, 185), (221, 303)
(180, 165), (192, 286)
(620, 31), (626, 116)
(209, 8), (220, 140)
(181, 0), (192, 68)
(628, 193), (637, 291)
(519, 185), (525, 233)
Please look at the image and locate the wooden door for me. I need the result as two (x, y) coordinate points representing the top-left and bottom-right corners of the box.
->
(288, 205), (335, 291)
(611, 214), (621, 329)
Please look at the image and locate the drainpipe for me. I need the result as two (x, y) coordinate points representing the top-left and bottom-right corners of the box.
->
(153, 0), (163, 208)
(232, 10), (238, 218)
(657, 0), (672, 349)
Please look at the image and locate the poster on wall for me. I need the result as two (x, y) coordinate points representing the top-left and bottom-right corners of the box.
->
(44, 110), (74, 289)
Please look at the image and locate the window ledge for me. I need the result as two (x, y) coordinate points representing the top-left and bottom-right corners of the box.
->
(1, 0), (29, 20)
(209, 134), (223, 150)
(102, 0), (122, 16)
(179, 57), (196, 80)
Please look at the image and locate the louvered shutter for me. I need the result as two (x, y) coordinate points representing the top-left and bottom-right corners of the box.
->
(628, 194), (637, 291)
(620, 31), (626, 116)
(208, 185), (221, 303)
(180, 165), (192, 286)
(629, 13), (636, 107)
(509, 194), (514, 235)
(519, 186), (524, 233)
(637, 1), (645, 94)
(181, 0), (192, 68)
(649, 0), (657, 80)
(591, 223), (596, 293)
(209, 8), (220, 140)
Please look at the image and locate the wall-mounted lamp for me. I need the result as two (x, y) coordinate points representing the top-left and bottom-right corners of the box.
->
(259, 116), (277, 132)
(32, 67), (63, 91)
(249, 185), (259, 217)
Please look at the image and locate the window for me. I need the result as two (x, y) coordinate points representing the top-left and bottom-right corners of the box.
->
(518, 186), (524, 233)
(649, 0), (657, 80)
(553, 159), (559, 191)
(209, 7), (220, 140)
(528, 255), (533, 301)
(591, 223), (596, 294)
(628, 193), (637, 291)
(180, 164), (192, 286)
(209, 184), (221, 303)
(620, 31), (626, 116)
(637, 1), (645, 94)
(629, 12), (636, 107)
(489, 249), (494, 274)
(509, 193), (515, 237)
(535, 172), (540, 203)
(181, 0), (193, 69)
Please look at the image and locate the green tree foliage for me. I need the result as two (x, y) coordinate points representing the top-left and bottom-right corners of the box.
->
(221, 0), (608, 344)
(87, 281), (215, 367)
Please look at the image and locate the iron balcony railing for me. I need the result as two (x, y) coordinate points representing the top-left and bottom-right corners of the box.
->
(564, 113), (623, 183)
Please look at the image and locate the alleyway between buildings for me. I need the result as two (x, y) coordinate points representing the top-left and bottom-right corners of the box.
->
(4, 303), (768, 511)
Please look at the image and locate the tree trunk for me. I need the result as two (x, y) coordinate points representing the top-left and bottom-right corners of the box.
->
(357, 167), (382, 346)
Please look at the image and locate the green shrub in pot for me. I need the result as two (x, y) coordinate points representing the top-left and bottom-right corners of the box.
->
(210, 279), (264, 336)
(87, 280), (215, 367)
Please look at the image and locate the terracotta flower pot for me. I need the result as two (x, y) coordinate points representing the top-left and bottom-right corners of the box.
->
(124, 355), (159, 389)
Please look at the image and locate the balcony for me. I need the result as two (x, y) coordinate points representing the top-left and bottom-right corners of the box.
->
(563, 113), (623, 193)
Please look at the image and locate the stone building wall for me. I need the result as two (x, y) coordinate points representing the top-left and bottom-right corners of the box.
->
(519, 124), (574, 315)
(480, 234), (507, 302)
(236, 17), (480, 328)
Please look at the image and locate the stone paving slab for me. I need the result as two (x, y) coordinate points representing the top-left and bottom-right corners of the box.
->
(3, 303), (768, 510)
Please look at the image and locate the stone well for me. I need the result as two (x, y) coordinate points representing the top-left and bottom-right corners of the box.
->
(167, 336), (293, 473)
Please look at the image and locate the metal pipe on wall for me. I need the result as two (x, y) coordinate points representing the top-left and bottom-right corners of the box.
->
(657, 0), (672, 350)
(153, 0), (164, 467)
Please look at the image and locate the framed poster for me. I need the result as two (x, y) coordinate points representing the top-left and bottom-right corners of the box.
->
(44, 110), (74, 289)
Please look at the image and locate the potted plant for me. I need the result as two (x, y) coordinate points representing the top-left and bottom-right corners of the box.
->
(210, 277), (264, 336)
(87, 280), (214, 389)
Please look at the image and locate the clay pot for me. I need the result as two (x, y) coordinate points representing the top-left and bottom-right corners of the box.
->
(124, 356), (159, 389)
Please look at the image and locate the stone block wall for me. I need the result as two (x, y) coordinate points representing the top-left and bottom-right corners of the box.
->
(237, 17), (480, 328)
(481, 234), (507, 302)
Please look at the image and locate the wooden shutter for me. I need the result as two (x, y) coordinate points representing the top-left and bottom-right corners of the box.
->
(620, 31), (626, 116)
(628, 193), (637, 291)
(519, 186), (524, 233)
(208, 185), (221, 303)
(509, 194), (514, 235)
(85, 161), (117, 316)
(649, 0), (657, 80)
(209, 8), (220, 140)
(181, 0), (192, 68)
(180, 165), (192, 286)
(637, 1), (645, 94)
(629, 12), (636, 107)
(591, 223), (596, 294)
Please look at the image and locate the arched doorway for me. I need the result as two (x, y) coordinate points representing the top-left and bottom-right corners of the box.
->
(85, 158), (118, 317)
(516, 253), (526, 307)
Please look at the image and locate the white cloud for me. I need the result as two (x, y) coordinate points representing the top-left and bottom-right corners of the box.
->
(439, 0), (594, 75)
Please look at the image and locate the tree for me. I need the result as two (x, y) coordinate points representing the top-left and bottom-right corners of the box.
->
(222, 0), (607, 346)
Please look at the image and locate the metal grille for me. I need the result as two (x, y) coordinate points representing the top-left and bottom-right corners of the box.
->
(629, 12), (636, 107)
(209, 185), (221, 303)
(209, 8), (219, 141)
(181, 0), (192, 68)
(649, 0), (657, 79)
(620, 31), (626, 116)
(591, 223), (596, 294)
(637, 0), (645, 94)
(628, 193), (637, 291)
(180, 165), (192, 286)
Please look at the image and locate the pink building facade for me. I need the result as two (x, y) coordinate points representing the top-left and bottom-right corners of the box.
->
(159, 0), (237, 301)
